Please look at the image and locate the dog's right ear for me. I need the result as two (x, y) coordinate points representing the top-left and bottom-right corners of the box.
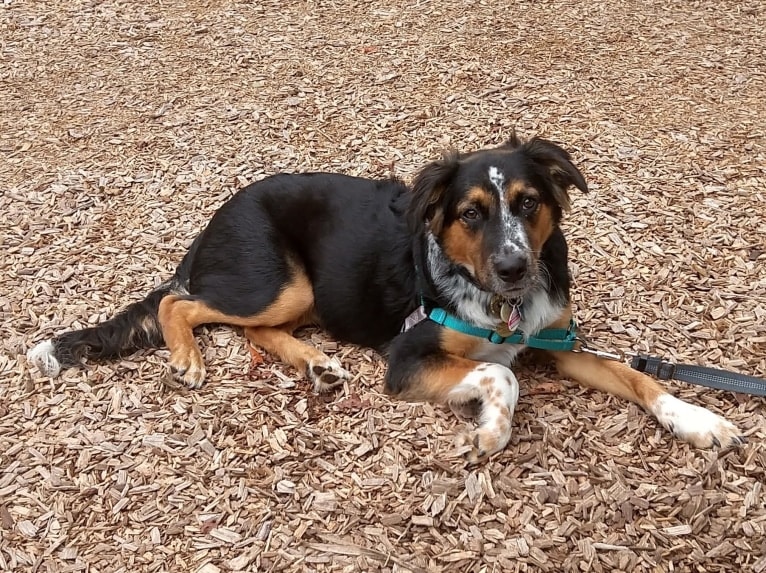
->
(408, 150), (460, 234)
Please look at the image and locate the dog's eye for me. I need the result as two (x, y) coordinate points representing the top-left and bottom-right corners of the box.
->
(521, 197), (539, 212)
(461, 208), (480, 221)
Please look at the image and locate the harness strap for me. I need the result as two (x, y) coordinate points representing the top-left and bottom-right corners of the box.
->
(427, 307), (578, 351)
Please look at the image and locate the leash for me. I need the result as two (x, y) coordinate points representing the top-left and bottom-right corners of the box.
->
(629, 354), (766, 397)
(423, 306), (766, 397)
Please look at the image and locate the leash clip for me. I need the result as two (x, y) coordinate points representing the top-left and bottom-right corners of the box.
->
(573, 336), (625, 362)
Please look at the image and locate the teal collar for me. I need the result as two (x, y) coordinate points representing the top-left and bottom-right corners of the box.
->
(427, 306), (579, 351)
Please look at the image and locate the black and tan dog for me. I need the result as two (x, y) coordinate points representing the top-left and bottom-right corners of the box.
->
(28, 134), (743, 461)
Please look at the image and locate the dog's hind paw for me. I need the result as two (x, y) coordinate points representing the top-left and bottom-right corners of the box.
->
(652, 394), (745, 449)
(167, 350), (207, 389)
(308, 356), (350, 393)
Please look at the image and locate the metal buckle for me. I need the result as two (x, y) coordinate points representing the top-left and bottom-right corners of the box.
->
(572, 336), (625, 361)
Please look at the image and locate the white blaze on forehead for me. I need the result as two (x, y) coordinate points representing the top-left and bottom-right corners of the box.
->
(488, 166), (528, 251)
(488, 166), (505, 195)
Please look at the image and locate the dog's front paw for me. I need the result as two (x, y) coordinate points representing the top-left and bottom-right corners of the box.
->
(167, 350), (206, 389)
(653, 394), (746, 449)
(455, 422), (512, 464)
(307, 356), (350, 393)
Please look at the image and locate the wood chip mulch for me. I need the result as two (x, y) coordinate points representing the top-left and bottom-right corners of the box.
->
(2, 1), (765, 571)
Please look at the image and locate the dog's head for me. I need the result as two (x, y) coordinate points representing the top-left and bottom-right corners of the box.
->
(410, 134), (587, 299)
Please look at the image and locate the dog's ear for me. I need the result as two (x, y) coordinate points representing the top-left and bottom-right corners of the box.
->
(409, 150), (460, 234)
(498, 129), (523, 150)
(521, 138), (588, 212)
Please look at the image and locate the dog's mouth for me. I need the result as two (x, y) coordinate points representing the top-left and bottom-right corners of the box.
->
(456, 262), (537, 301)
(485, 269), (538, 301)
(493, 282), (534, 301)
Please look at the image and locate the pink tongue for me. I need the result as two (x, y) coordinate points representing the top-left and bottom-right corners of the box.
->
(507, 306), (521, 331)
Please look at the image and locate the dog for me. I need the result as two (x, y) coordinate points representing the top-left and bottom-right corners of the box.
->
(28, 134), (744, 462)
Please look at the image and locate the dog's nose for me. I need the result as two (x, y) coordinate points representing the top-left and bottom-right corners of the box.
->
(494, 253), (528, 283)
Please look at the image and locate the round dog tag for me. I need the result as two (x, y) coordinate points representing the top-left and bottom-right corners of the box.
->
(500, 302), (512, 322)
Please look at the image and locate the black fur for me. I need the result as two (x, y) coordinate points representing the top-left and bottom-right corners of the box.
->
(50, 283), (171, 368)
(408, 151), (460, 234)
(518, 138), (588, 211)
(384, 319), (447, 395)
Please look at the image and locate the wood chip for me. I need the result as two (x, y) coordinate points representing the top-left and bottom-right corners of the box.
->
(663, 524), (693, 536)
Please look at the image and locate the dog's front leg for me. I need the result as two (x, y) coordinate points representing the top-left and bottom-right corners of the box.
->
(552, 350), (744, 448)
(386, 341), (519, 463)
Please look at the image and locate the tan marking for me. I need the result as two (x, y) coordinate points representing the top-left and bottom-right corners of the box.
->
(244, 325), (324, 375)
(158, 267), (316, 387)
(543, 304), (663, 408)
(461, 186), (493, 212)
(395, 355), (483, 402)
(526, 203), (555, 253)
(553, 350), (666, 410)
(505, 180), (528, 202)
(441, 218), (486, 279)
(440, 187), (497, 282)
(548, 306), (665, 409)
(439, 325), (482, 357)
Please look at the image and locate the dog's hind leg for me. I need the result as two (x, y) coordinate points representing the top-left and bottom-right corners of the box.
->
(244, 325), (350, 393)
(159, 266), (349, 390)
(157, 269), (312, 389)
(157, 294), (222, 388)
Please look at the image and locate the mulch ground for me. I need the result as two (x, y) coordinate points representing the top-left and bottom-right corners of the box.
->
(2, 0), (765, 571)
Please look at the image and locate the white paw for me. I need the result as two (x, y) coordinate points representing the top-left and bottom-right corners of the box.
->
(27, 340), (61, 377)
(449, 363), (519, 464)
(308, 356), (351, 393)
(652, 394), (745, 448)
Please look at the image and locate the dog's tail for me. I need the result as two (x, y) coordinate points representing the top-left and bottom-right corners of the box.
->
(28, 234), (203, 377)
(26, 276), (185, 377)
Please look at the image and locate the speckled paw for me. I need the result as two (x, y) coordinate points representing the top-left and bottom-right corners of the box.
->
(455, 425), (511, 465)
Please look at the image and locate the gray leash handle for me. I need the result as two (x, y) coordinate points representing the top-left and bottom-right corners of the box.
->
(630, 353), (766, 397)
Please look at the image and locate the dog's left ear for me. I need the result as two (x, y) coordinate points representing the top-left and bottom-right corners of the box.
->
(409, 150), (460, 234)
(498, 130), (523, 150)
(522, 138), (588, 211)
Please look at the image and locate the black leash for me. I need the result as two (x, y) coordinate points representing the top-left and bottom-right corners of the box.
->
(630, 354), (766, 397)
